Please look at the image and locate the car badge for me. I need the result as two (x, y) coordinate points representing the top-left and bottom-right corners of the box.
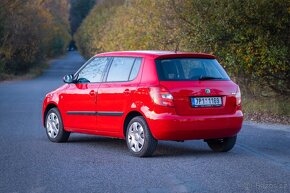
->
(205, 89), (211, 94)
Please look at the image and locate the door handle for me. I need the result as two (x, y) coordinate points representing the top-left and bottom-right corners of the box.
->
(124, 89), (130, 94)
(89, 90), (96, 96)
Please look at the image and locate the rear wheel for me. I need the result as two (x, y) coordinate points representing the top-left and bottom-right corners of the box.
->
(45, 107), (70, 143)
(206, 136), (237, 152)
(126, 116), (158, 157)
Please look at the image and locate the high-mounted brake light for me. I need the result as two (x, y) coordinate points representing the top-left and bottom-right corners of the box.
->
(149, 86), (174, 107)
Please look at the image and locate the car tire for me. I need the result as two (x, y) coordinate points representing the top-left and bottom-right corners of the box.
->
(45, 107), (70, 143)
(126, 116), (158, 157)
(206, 136), (237, 152)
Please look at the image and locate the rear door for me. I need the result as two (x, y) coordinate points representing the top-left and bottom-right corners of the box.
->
(96, 57), (142, 135)
(155, 58), (238, 115)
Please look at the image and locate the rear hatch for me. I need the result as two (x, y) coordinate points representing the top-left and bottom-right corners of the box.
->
(155, 58), (238, 116)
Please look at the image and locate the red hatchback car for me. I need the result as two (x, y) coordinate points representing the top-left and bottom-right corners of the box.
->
(42, 51), (243, 157)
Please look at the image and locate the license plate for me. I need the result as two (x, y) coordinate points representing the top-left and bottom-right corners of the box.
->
(191, 97), (222, 107)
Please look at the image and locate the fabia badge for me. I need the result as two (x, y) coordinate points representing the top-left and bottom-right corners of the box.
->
(205, 89), (211, 94)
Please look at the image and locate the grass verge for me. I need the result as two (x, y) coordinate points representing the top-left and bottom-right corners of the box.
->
(243, 97), (290, 125)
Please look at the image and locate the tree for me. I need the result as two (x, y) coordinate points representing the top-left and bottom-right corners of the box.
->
(70, 0), (96, 35)
(0, 0), (71, 76)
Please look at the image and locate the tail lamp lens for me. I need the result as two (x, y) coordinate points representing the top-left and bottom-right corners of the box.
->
(149, 86), (174, 107)
(236, 86), (241, 105)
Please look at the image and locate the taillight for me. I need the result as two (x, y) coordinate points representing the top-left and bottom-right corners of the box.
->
(235, 86), (241, 106)
(149, 86), (174, 107)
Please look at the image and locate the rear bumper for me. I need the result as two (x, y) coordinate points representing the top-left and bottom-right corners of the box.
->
(146, 110), (243, 140)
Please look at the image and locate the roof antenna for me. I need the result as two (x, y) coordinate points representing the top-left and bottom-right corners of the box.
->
(174, 40), (180, 53)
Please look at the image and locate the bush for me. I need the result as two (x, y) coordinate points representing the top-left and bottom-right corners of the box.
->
(0, 0), (71, 75)
(75, 0), (124, 58)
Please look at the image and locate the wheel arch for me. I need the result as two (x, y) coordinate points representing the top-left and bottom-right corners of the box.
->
(123, 111), (144, 137)
(43, 103), (58, 127)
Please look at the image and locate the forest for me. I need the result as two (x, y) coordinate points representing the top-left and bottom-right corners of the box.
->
(0, 0), (71, 77)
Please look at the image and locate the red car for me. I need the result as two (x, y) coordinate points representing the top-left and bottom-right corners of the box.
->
(42, 51), (243, 157)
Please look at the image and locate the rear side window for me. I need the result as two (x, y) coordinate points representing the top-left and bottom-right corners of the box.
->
(106, 57), (142, 82)
(129, 58), (142, 81)
(155, 58), (230, 81)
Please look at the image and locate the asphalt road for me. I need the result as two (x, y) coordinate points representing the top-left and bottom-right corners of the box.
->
(0, 51), (289, 193)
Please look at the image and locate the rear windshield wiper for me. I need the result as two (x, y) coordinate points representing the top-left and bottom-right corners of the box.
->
(199, 76), (223, 80)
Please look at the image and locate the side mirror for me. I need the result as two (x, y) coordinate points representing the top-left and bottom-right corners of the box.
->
(63, 74), (74, 83)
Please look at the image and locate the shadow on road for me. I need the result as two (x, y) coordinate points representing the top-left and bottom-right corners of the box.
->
(65, 135), (217, 158)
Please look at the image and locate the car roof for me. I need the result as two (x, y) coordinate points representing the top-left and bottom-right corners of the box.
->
(95, 50), (216, 59)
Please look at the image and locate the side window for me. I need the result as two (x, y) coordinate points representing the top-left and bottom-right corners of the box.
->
(129, 58), (142, 81)
(107, 57), (135, 82)
(77, 57), (109, 83)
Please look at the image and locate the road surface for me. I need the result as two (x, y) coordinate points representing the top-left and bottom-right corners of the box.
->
(0, 51), (289, 193)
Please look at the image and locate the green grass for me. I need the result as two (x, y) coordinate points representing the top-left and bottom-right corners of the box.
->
(243, 96), (290, 124)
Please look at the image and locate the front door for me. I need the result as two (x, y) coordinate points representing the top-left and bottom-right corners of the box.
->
(61, 57), (110, 132)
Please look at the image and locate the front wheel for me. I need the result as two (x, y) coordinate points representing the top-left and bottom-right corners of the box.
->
(206, 136), (237, 152)
(45, 107), (70, 143)
(126, 116), (158, 157)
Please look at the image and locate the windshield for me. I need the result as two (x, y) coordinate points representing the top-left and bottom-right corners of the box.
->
(155, 58), (230, 81)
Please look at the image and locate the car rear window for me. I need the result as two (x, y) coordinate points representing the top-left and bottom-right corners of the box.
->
(155, 58), (230, 81)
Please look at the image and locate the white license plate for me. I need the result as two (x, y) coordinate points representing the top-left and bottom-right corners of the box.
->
(191, 97), (222, 107)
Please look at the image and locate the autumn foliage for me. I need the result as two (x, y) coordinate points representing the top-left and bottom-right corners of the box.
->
(75, 0), (289, 95)
(0, 0), (71, 76)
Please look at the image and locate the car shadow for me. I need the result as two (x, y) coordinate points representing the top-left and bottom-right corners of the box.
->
(65, 134), (233, 158)
(153, 142), (216, 158)
(67, 135), (123, 144)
